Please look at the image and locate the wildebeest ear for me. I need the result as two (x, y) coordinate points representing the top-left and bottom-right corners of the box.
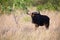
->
(38, 11), (41, 15)
(27, 11), (31, 15)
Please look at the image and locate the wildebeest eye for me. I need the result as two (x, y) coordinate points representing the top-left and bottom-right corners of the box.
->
(32, 13), (35, 16)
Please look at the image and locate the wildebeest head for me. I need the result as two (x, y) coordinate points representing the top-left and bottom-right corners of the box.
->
(27, 11), (40, 17)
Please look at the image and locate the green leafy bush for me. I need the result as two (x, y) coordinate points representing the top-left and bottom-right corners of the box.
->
(0, 0), (60, 14)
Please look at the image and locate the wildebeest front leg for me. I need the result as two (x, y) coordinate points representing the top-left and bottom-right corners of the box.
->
(35, 24), (39, 30)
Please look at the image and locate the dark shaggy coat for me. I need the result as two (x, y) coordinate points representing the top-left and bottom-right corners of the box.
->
(31, 12), (50, 29)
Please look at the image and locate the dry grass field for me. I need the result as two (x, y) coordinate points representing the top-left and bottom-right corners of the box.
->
(0, 9), (60, 40)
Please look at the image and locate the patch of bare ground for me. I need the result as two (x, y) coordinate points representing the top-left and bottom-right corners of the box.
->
(0, 10), (60, 40)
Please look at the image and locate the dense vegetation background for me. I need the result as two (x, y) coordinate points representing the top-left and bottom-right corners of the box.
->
(0, 0), (60, 14)
(0, 0), (60, 40)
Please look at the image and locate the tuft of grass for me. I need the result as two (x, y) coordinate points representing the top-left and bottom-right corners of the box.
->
(22, 15), (31, 22)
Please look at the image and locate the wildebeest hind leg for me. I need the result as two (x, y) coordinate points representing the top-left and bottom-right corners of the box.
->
(45, 23), (49, 29)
